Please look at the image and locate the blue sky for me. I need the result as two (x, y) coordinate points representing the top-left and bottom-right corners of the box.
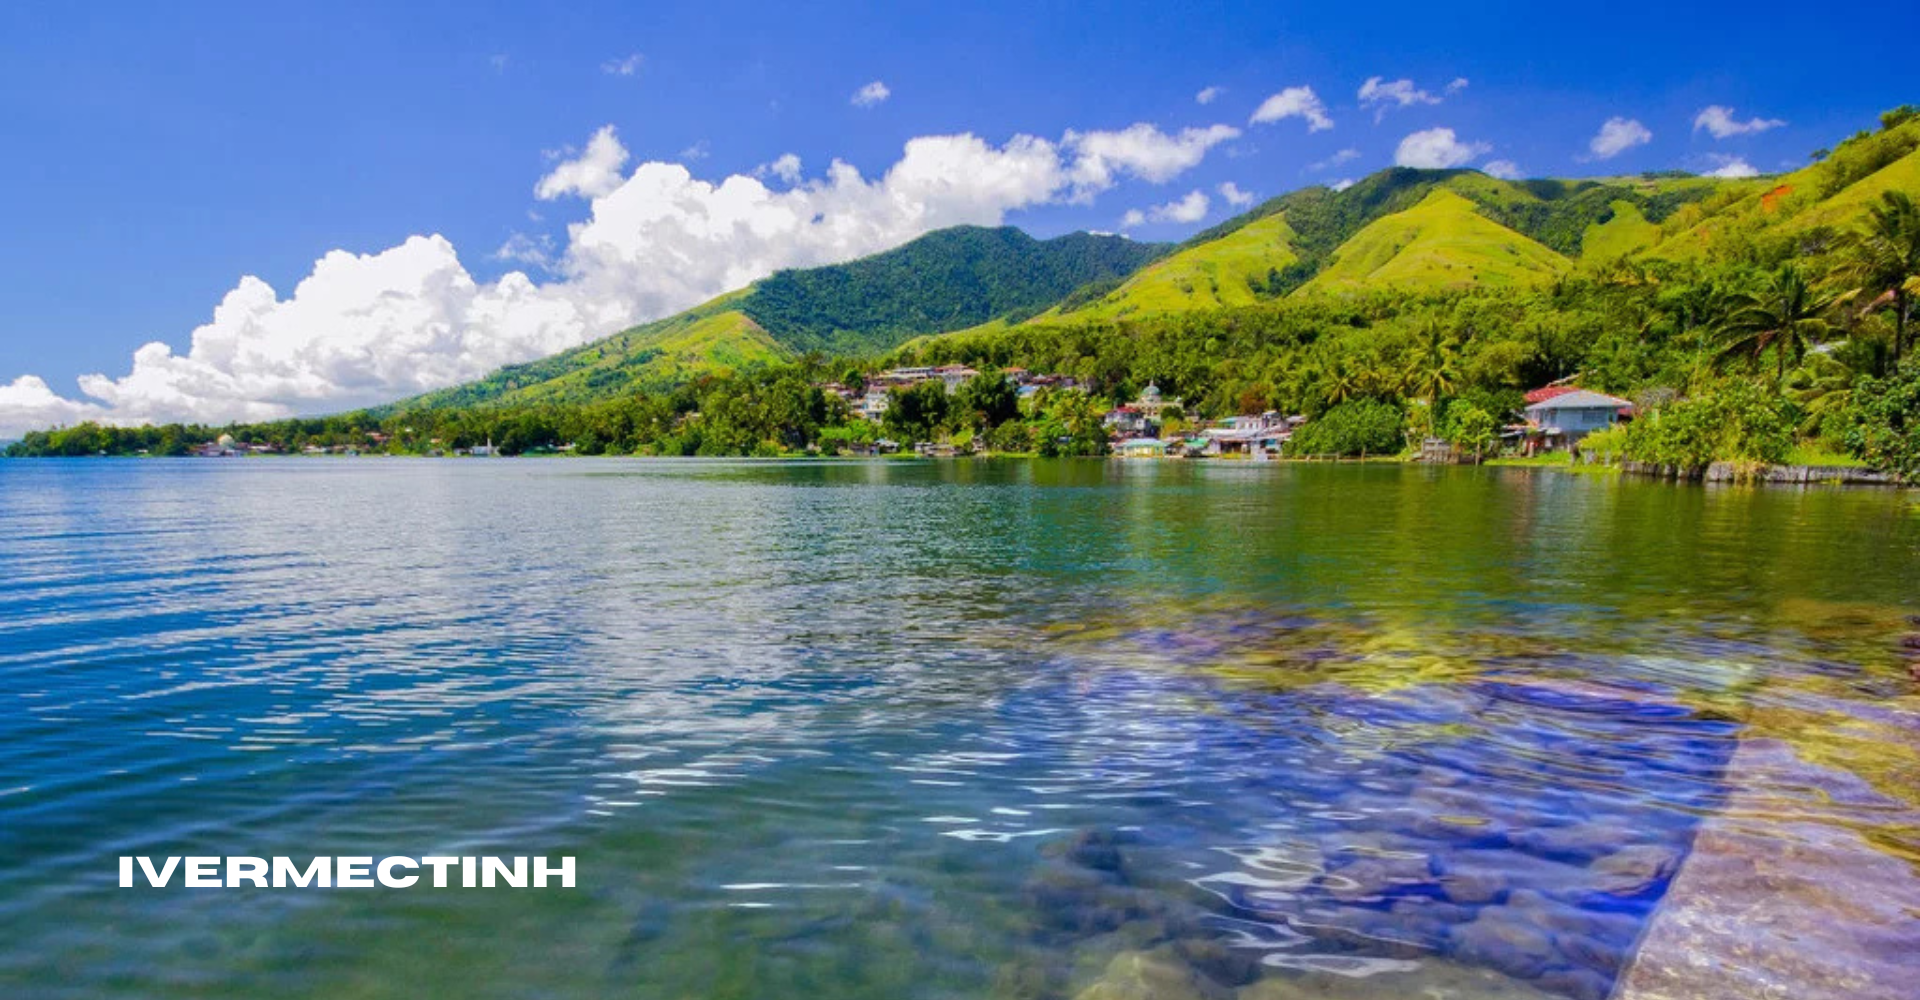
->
(1, 0), (1914, 433)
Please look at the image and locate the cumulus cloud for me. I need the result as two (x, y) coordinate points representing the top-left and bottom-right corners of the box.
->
(851, 80), (891, 107)
(493, 232), (558, 269)
(1250, 87), (1333, 131)
(1217, 181), (1255, 207)
(1330, 178), (1356, 192)
(1123, 191), (1210, 228)
(1063, 123), (1240, 197)
(1394, 127), (1490, 169)
(756, 153), (803, 185)
(1693, 105), (1785, 139)
(601, 53), (643, 77)
(0, 376), (105, 434)
(1587, 117), (1652, 160)
(1482, 159), (1522, 180)
(1446, 78), (1469, 94)
(1357, 76), (1443, 120)
(534, 126), (631, 200)
(1152, 190), (1210, 223)
(1701, 154), (1759, 178)
(1308, 148), (1360, 172)
(2, 120), (1242, 436)
(1196, 85), (1224, 105)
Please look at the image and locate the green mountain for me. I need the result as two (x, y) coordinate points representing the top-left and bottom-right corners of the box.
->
(399, 112), (1920, 416)
(393, 226), (1164, 411)
(1035, 169), (1754, 322)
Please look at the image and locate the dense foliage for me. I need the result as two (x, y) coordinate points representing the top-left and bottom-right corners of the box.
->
(1287, 400), (1404, 457)
(1845, 358), (1920, 482)
(744, 227), (1166, 354)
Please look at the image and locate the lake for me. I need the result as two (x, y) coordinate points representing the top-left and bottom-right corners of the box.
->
(1, 459), (1916, 999)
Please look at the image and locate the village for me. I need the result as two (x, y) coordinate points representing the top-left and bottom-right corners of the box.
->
(179, 363), (1635, 462)
(810, 364), (1633, 461)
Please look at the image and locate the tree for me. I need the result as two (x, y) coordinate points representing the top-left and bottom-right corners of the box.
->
(1836, 191), (1920, 361)
(1716, 264), (1833, 382)
(883, 380), (950, 442)
(1441, 402), (1497, 460)
(954, 368), (1018, 429)
(1403, 319), (1460, 410)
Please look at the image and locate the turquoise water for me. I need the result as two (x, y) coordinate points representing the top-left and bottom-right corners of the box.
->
(1, 459), (1916, 999)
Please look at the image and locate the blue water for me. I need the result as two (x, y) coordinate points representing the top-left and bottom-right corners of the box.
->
(1, 459), (1916, 999)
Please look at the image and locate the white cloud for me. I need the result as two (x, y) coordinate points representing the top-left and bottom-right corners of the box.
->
(601, 53), (643, 77)
(1250, 87), (1333, 132)
(1151, 190), (1210, 223)
(756, 153), (803, 185)
(678, 140), (711, 161)
(1063, 123), (1240, 197)
(851, 80), (891, 108)
(1446, 78), (1469, 94)
(1122, 190), (1210, 228)
(1482, 159), (1521, 180)
(1217, 181), (1255, 208)
(3, 119), (1245, 436)
(1701, 154), (1759, 178)
(0, 376), (104, 435)
(493, 232), (558, 269)
(1330, 178), (1356, 192)
(1394, 127), (1490, 169)
(1196, 85), (1224, 105)
(1357, 76), (1442, 120)
(1308, 148), (1360, 172)
(1693, 105), (1785, 139)
(1587, 117), (1652, 160)
(534, 126), (631, 200)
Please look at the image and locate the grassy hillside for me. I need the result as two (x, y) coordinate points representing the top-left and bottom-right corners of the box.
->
(1033, 169), (1730, 322)
(1300, 189), (1571, 293)
(1052, 213), (1300, 319)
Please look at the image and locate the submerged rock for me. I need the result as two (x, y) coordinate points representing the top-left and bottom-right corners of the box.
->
(1588, 843), (1680, 899)
(1321, 853), (1435, 903)
(1073, 947), (1228, 1000)
(1449, 907), (1560, 980)
(1237, 957), (1555, 999)
(1508, 822), (1644, 863)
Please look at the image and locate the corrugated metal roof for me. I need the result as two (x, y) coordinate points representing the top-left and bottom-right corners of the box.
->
(1523, 389), (1631, 411)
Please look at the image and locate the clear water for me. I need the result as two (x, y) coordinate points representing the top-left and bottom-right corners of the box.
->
(1, 459), (1916, 999)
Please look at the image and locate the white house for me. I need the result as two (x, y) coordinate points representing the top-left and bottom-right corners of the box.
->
(1523, 389), (1631, 447)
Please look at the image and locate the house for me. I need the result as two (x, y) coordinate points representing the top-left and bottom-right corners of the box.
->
(1117, 437), (1170, 458)
(1199, 412), (1294, 457)
(859, 387), (891, 420)
(1522, 389), (1632, 449)
(934, 365), (979, 391)
(1103, 405), (1152, 436)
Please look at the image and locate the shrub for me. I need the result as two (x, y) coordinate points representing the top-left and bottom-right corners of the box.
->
(1622, 382), (1795, 471)
(1288, 399), (1405, 457)
(1844, 359), (1920, 481)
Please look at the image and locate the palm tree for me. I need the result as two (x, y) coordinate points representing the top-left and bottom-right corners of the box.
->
(1836, 190), (1920, 361)
(1320, 354), (1362, 407)
(1403, 319), (1460, 409)
(1717, 264), (1834, 382)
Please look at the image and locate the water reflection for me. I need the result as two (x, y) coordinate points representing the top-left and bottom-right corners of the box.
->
(0, 459), (1915, 999)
